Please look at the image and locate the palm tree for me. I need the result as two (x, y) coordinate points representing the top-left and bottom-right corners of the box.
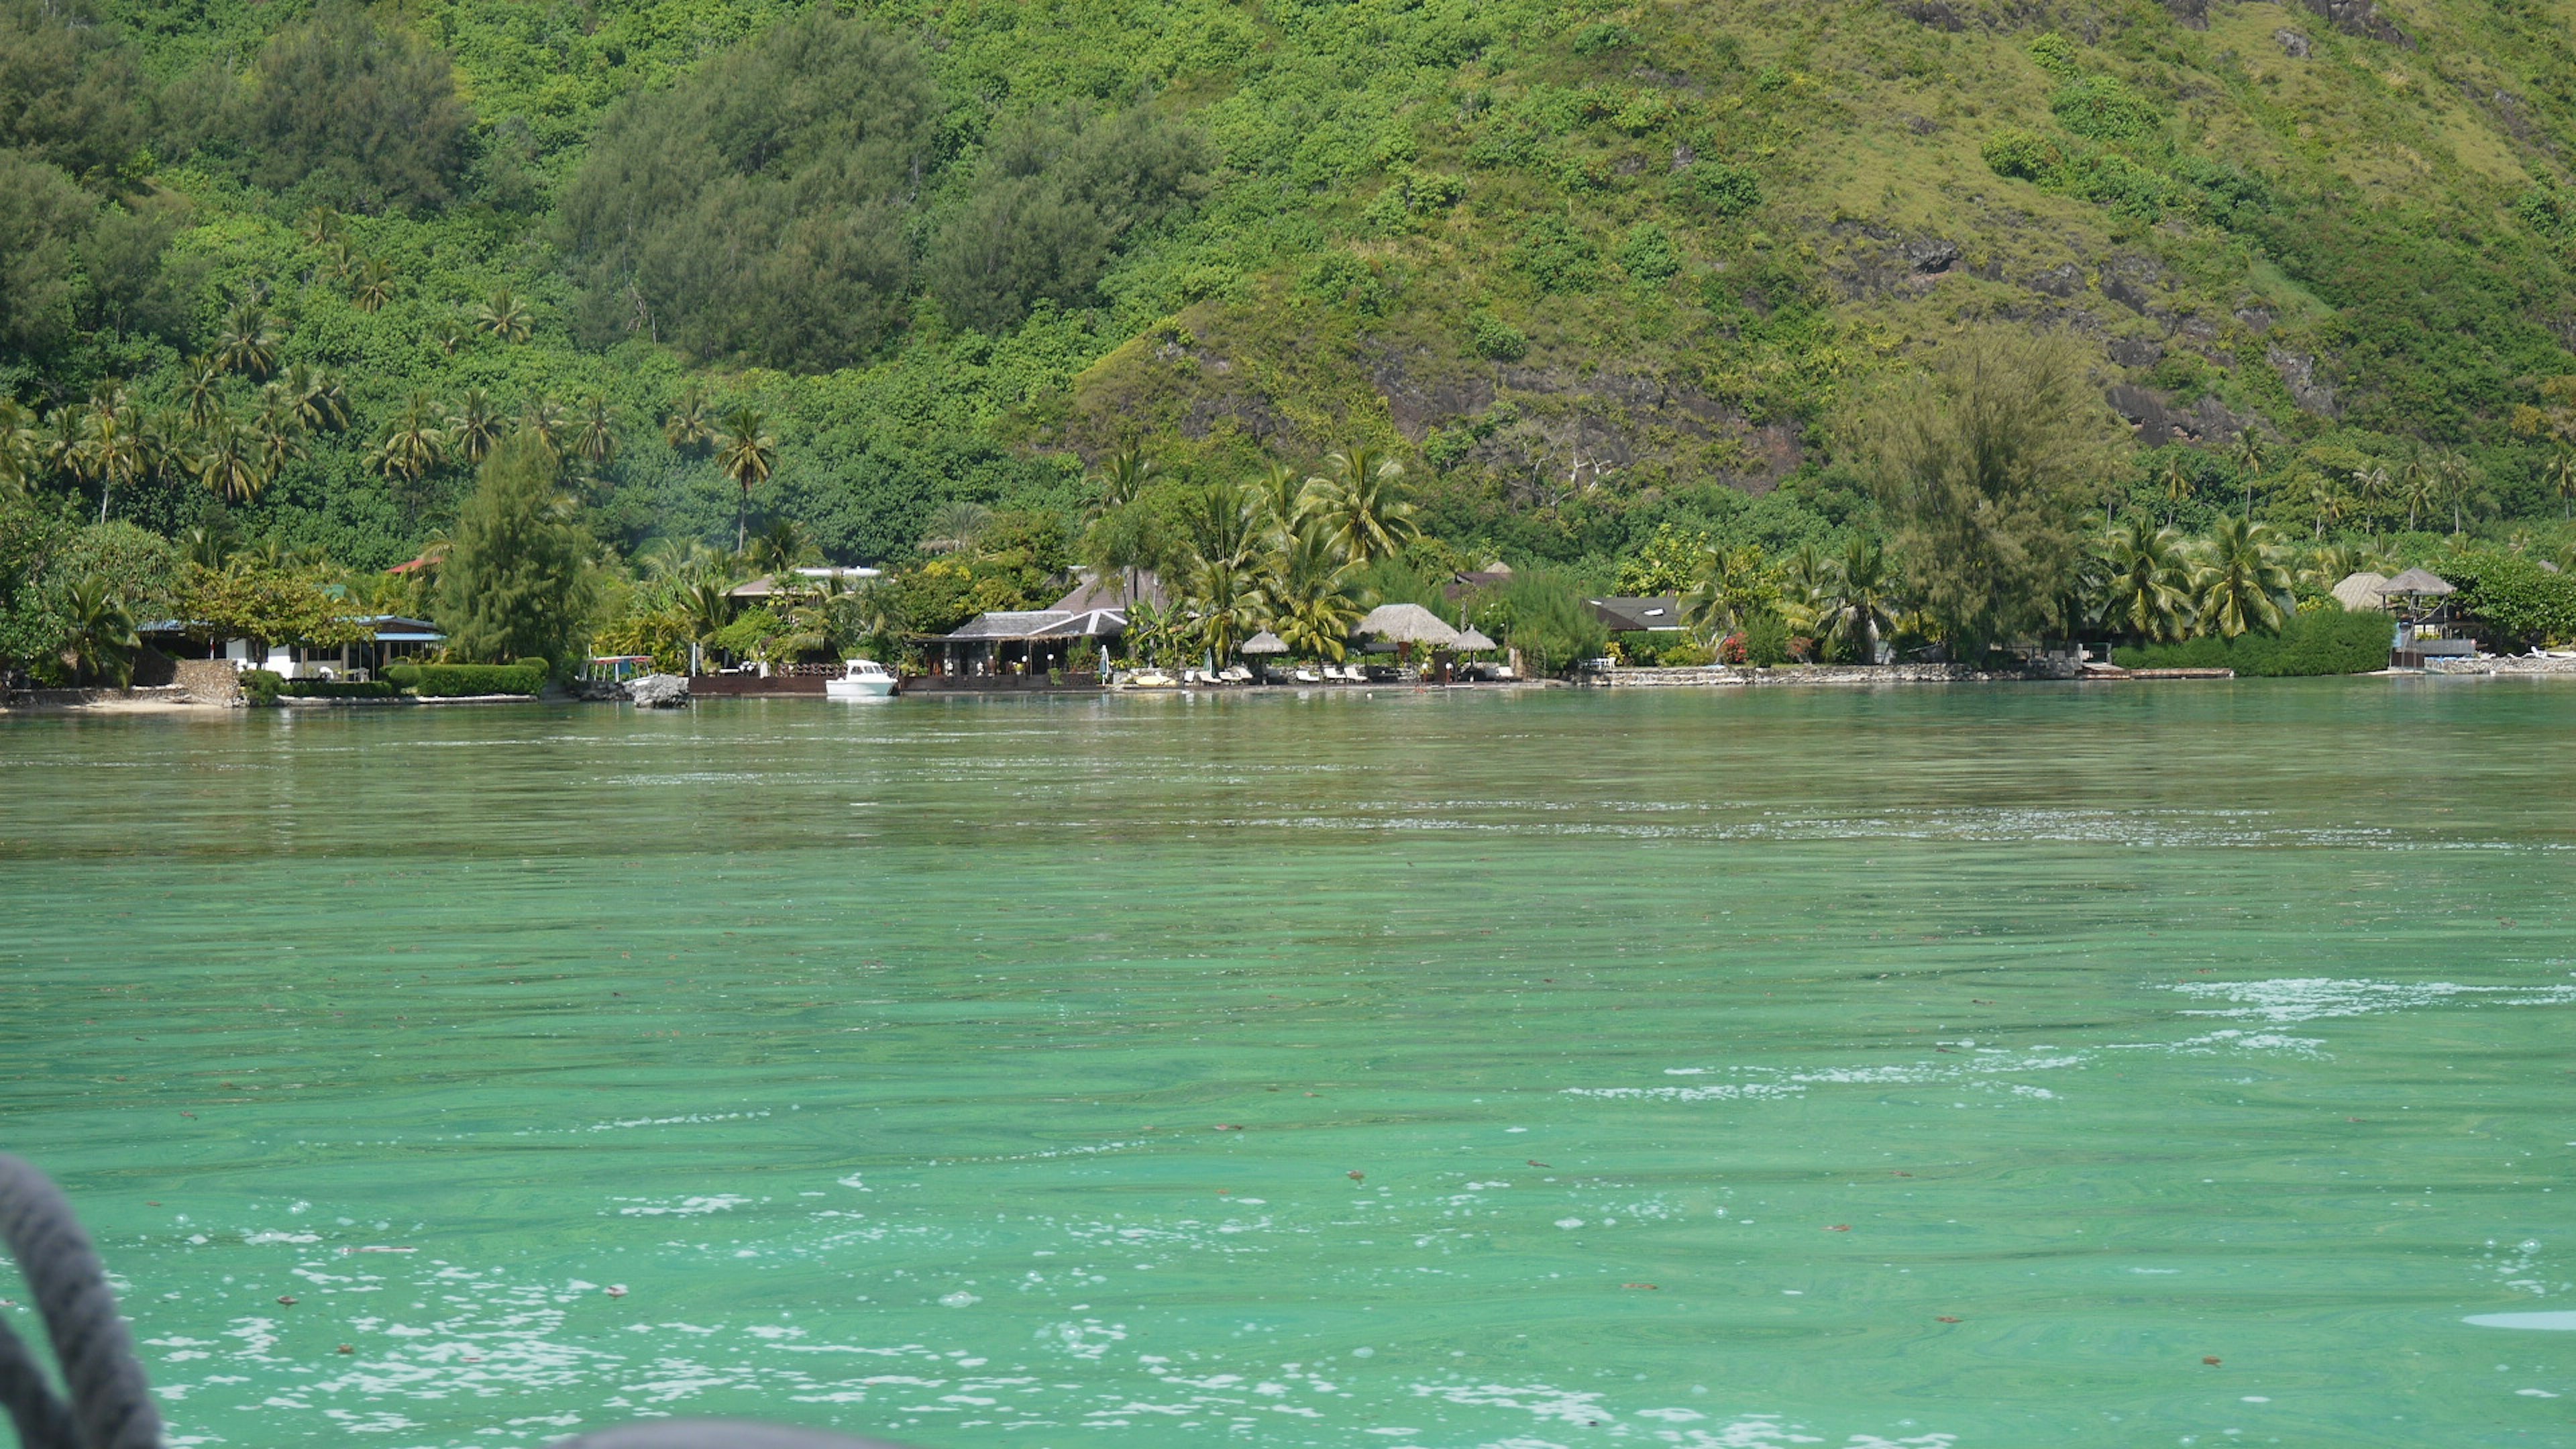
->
(517, 394), (568, 457)
(300, 206), (345, 250)
(1181, 482), (1263, 573)
(350, 257), (396, 313)
(2231, 427), (2267, 519)
(1249, 461), (1307, 535)
(2159, 454), (2194, 524)
(58, 576), (138, 686)
(254, 384), (308, 476)
(572, 394), (619, 469)
(1303, 445), (1419, 567)
(367, 392), (447, 487)
(2396, 446), (2438, 532)
(1187, 555), (1263, 663)
(211, 296), (281, 379)
(2194, 516), (2294, 639)
(442, 389), (504, 464)
(178, 524), (235, 570)
(1772, 539), (1835, 641)
(0, 398), (39, 496)
(178, 359), (225, 431)
(2437, 451), (2479, 536)
(476, 288), (532, 343)
(662, 382), (713, 453)
(918, 500), (994, 557)
(78, 386), (145, 523)
(191, 411), (269, 505)
(2092, 517), (2196, 643)
(1811, 536), (1902, 663)
(1256, 525), (1366, 662)
(1087, 446), (1155, 519)
(715, 407), (776, 552)
(1680, 544), (1773, 643)
(2351, 464), (2391, 531)
(679, 579), (734, 668)
(746, 518), (813, 577)
(282, 365), (349, 433)
(2304, 471), (2345, 540)
(2538, 447), (2576, 522)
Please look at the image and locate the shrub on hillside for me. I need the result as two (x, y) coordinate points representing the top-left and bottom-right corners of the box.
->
(239, 669), (282, 706)
(2110, 608), (2390, 675)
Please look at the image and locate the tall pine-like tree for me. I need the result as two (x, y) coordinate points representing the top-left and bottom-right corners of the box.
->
(436, 432), (595, 667)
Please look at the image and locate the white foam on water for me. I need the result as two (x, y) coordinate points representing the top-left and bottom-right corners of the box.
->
(2465, 1311), (2576, 1330)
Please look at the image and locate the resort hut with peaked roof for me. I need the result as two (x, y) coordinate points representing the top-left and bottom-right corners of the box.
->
(2330, 571), (2391, 612)
(2381, 567), (2455, 599)
(1352, 602), (1463, 651)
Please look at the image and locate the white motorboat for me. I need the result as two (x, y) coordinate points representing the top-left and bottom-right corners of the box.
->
(824, 659), (899, 699)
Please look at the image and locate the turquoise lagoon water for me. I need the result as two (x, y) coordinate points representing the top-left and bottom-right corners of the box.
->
(1, 681), (2571, 1449)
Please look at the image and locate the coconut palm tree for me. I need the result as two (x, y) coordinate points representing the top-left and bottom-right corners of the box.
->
(2092, 517), (2196, 643)
(0, 399), (38, 495)
(2231, 428), (2267, 519)
(1248, 461), (1306, 535)
(476, 288), (533, 343)
(253, 384), (308, 476)
(2194, 516), (2294, 639)
(367, 392), (446, 487)
(441, 389), (504, 464)
(2350, 463), (2390, 531)
(78, 386), (146, 523)
(1087, 446), (1155, 519)
(2437, 451), (2480, 536)
(746, 519), (814, 577)
(918, 500), (994, 557)
(2542, 447), (2576, 521)
(346, 257), (396, 313)
(2304, 471), (2345, 540)
(1182, 482), (1263, 573)
(211, 296), (280, 378)
(191, 411), (269, 505)
(58, 575), (139, 686)
(2396, 446), (2438, 532)
(1303, 445), (1419, 568)
(1187, 555), (1263, 663)
(679, 579), (734, 665)
(572, 394), (619, 469)
(1772, 540), (1835, 641)
(716, 407), (776, 552)
(176, 359), (225, 431)
(2157, 453), (2194, 524)
(1680, 544), (1773, 643)
(300, 206), (345, 250)
(1257, 525), (1366, 662)
(1811, 536), (1902, 663)
(662, 382), (713, 453)
(281, 364), (349, 433)
(517, 394), (568, 457)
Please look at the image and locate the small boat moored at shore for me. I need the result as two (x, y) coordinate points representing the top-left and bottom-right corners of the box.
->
(824, 659), (898, 699)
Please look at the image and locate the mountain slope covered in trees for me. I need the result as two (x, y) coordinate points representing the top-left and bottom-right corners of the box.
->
(6, 0), (2576, 579)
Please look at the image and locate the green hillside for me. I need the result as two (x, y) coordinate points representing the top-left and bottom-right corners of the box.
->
(7, 0), (2576, 676)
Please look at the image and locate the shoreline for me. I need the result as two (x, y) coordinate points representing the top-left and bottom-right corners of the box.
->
(10, 659), (2576, 716)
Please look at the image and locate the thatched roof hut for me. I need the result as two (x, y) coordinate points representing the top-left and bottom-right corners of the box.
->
(1354, 603), (1462, 648)
(2330, 571), (2391, 612)
(1241, 630), (1289, 655)
(1454, 626), (1498, 652)
(2382, 567), (2455, 597)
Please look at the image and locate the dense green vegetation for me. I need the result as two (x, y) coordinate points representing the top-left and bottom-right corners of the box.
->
(8, 0), (2576, 684)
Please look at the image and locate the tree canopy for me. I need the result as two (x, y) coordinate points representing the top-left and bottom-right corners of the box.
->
(436, 433), (596, 666)
(224, 3), (473, 213)
(557, 10), (937, 372)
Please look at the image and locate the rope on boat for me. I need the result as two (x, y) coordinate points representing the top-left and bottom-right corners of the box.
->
(0, 1155), (915, 1449)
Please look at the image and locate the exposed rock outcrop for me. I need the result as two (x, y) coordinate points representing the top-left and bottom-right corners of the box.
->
(629, 674), (692, 708)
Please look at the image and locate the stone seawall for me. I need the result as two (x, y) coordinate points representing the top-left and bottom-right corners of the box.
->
(2420, 655), (2576, 677)
(1597, 663), (2059, 687)
(172, 658), (241, 706)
